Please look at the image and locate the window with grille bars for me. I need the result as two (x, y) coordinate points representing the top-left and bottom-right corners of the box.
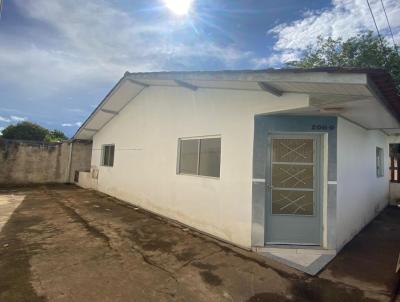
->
(101, 144), (115, 167)
(178, 137), (221, 178)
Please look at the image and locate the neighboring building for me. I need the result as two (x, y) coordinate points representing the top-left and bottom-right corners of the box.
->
(74, 68), (400, 274)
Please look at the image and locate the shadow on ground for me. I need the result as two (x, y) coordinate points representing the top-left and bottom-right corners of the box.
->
(0, 185), (398, 302)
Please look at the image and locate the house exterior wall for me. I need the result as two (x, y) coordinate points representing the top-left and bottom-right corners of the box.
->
(90, 86), (309, 247)
(78, 171), (96, 189)
(336, 117), (389, 249)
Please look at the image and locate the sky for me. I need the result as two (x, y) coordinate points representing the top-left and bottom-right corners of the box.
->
(0, 0), (399, 137)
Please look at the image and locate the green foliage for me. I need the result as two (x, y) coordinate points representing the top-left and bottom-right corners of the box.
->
(287, 31), (400, 92)
(1, 121), (68, 142)
(45, 129), (68, 142)
(2, 122), (49, 141)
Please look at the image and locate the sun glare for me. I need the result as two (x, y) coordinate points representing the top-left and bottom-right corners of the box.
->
(163, 0), (193, 15)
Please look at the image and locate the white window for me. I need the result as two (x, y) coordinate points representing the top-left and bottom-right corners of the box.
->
(376, 147), (384, 177)
(101, 144), (115, 167)
(178, 137), (221, 178)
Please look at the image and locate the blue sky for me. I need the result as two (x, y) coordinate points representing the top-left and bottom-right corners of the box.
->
(0, 0), (399, 137)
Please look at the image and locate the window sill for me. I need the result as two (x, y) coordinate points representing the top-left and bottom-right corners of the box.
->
(177, 173), (220, 180)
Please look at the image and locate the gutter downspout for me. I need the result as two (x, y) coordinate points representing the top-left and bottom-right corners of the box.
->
(65, 140), (73, 183)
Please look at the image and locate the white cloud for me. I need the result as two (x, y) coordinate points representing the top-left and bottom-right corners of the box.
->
(238, 0), (400, 72)
(10, 115), (26, 122)
(0, 0), (259, 98)
(251, 50), (303, 68)
(62, 122), (82, 127)
(0, 115), (11, 123)
(0, 127), (4, 135)
(269, 0), (400, 54)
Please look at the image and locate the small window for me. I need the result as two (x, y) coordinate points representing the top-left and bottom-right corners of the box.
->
(101, 144), (115, 167)
(178, 137), (221, 178)
(376, 147), (384, 177)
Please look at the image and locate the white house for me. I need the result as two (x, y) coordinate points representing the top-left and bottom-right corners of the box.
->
(74, 68), (400, 274)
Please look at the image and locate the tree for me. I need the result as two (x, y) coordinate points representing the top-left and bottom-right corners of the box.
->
(45, 129), (68, 142)
(287, 31), (400, 92)
(2, 122), (49, 141)
(1, 121), (68, 142)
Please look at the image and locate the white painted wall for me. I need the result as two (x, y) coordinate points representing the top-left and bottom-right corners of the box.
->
(389, 183), (400, 205)
(91, 85), (309, 247)
(336, 117), (389, 249)
(78, 171), (98, 190)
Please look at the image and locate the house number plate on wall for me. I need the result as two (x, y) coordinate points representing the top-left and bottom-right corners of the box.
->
(311, 125), (335, 131)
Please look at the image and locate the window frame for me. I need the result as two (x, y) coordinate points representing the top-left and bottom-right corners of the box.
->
(376, 147), (384, 178)
(101, 144), (115, 167)
(177, 136), (221, 179)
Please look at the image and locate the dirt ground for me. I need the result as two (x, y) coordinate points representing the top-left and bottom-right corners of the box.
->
(0, 185), (398, 302)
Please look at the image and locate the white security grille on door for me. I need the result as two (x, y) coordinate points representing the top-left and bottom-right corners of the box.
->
(271, 138), (315, 216)
(101, 144), (115, 167)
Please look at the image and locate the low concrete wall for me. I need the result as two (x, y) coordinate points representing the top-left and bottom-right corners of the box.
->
(0, 139), (92, 185)
(68, 140), (93, 183)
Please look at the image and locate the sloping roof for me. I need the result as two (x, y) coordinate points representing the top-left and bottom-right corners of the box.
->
(73, 67), (400, 140)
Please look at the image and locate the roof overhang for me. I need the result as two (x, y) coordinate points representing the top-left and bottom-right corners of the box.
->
(74, 68), (400, 139)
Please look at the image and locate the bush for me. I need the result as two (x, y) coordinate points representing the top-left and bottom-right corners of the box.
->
(1, 122), (68, 142)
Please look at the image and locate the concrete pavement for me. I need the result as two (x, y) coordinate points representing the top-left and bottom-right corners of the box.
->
(0, 185), (398, 301)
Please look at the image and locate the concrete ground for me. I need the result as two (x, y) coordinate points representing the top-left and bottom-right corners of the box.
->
(0, 185), (398, 302)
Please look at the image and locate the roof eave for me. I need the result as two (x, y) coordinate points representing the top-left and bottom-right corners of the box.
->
(73, 75), (127, 140)
(73, 68), (400, 140)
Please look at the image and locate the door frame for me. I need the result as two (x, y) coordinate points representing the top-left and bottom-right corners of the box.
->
(264, 131), (326, 246)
